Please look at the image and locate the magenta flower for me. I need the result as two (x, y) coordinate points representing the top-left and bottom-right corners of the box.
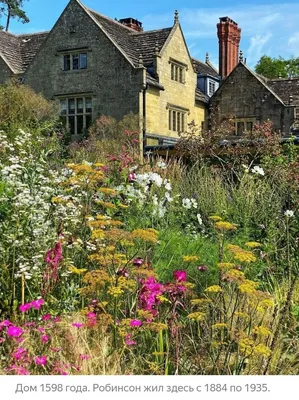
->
(0, 320), (11, 328)
(132, 257), (144, 266)
(7, 325), (23, 338)
(125, 334), (137, 346)
(31, 298), (45, 310)
(19, 303), (32, 313)
(8, 365), (30, 375)
(41, 313), (52, 321)
(130, 319), (142, 327)
(72, 322), (84, 328)
(128, 172), (136, 182)
(13, 347), (27, 361)
(173, 270), (187, 282)
(35, 356), (47, 366)
(41, 335), (50, 343)
(80, 354), (89, 360)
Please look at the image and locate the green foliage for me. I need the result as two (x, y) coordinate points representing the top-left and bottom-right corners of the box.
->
(0, 0), (29, 31)
(0, 81), (59, 134)
(255, 55), (299, 78)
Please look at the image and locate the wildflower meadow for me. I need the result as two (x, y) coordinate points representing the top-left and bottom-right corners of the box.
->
(0, 82), (299, 375)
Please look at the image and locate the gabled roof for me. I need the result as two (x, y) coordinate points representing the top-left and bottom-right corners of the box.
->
(267, 78), (299, 106)
(192, 58), (219, 79)
(0, 30), (48, 74)
(86, 8), (172, 67)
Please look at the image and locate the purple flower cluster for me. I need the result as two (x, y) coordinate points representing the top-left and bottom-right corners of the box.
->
(139, 276), (164, 317)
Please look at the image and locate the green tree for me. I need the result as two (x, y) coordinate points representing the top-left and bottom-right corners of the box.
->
(0, 0), (29, 32)
(255, 55), (299, 79)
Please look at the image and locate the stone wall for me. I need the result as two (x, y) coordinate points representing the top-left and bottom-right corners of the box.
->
(0, 58), (13, 84)
(146, 24), (206, 139)
(24, 0), (142, 123)
(210, 63), (294, 135)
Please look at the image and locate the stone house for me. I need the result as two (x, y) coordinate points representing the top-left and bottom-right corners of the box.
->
(210, 17), (299, 137)
(0, 0), (219, 148)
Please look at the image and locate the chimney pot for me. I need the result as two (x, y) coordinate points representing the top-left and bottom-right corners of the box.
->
(119, 17), (143, 32)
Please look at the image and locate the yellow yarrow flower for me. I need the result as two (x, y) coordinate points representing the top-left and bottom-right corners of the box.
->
(96, 200), (117, 209)
(209, 215), (223, 222)
(183, 255), (199, 262)
(252, 326), (272, 337)
(217, 262), (236, 270)
(68, 266), (87, 275)
(245, 241), (262, 249)
(233, 251), (256, 263)
(253, 344), (271, 357)
(215, 221), (237, 231)
(187, 312), (206, 321)
(205, 285), (223, 293)
(212, 323), (230, 329)
(190, 298), (212, 306)
(132, 229), (158, 244)
(99, 187), (118, 196)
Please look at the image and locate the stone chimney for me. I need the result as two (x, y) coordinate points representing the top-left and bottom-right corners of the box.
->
(217, 17), (241, 79)
(119, 17), (143, 32)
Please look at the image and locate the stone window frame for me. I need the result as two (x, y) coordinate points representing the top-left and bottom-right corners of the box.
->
(234, 118), (255, 136)
(167, 104), (189, 133)
(169, 58), (187, 84)
(59, 48), (88, 71)
(295, 107), (299, 119)
(57, 94), (93, 136)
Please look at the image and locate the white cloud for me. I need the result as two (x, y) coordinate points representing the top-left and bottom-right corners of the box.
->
(247, 33), (273, 65)
(288, 32), (299, 56)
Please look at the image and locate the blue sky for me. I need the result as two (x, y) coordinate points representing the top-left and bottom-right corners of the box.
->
(5, 0), (299, 69)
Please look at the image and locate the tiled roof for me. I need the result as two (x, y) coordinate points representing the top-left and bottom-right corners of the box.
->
(0, 30), (48, 73)
(0, 30), (23, 73)
(87, 9), (172, 67)
(19, 32), (49, 71)
(192, 58), (219, 79)
(267, 78), (299, 106)
(195, 87), (209, 103)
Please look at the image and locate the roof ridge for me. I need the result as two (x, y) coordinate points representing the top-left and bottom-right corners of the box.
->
(18, 31), (49, 37)
(130, 27), (172, 35)
(0, 30), (18, 38)
(86, 7), (136, 32)
(269, 77), (299, 82)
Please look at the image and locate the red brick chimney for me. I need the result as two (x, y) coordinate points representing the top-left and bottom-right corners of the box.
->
(217, 17), (241, 79)
(119, 18), (143, 32)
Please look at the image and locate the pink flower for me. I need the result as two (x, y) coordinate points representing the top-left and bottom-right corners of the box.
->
(7, 325), (23, 338)
(173, 270), (187, 282)
(72, 322), (84, 328)
(35, 356), (47, 366)
(19, 303), (32, 312)
(128, 172), (136, 182)
(0, 320), (11, 328)
(130, 319), (142, 327)
(41, 335), (50, 343)
(80, 354), (89, 360)
(13, 347), (27, 360)
(132, 257), (144, 266)
(197, 265), (208, 272)
(125, 334), (137, 346)
(41, 313), (52, 321)
(8, 365), (30, 375)
(30, 298), (45, 310)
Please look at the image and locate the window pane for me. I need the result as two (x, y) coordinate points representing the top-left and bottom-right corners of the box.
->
(175, 66), (178, 81)
(169, 110), (171, 130)
(85, 97), (92, 113)
(80, 53), (87, 69)
(237, 122), (244, 135)
(77, 98), (83, 114)
(77, 115), (84, 135)
(60, 99), (67, 115)
(68, 116), (75, 135)
(177, 112), (181, 132)
(172, 111), (176, 131)
(86, 115), (92, 130)
(181, 113), (185, 132)
(246, 122), (253, 132)
(72, 54), (79, 70)
(179, 68), (183, 83)
(63, 55), (70, 71)
(171, 64), (174, 80)
(68, 99), (75, 114)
